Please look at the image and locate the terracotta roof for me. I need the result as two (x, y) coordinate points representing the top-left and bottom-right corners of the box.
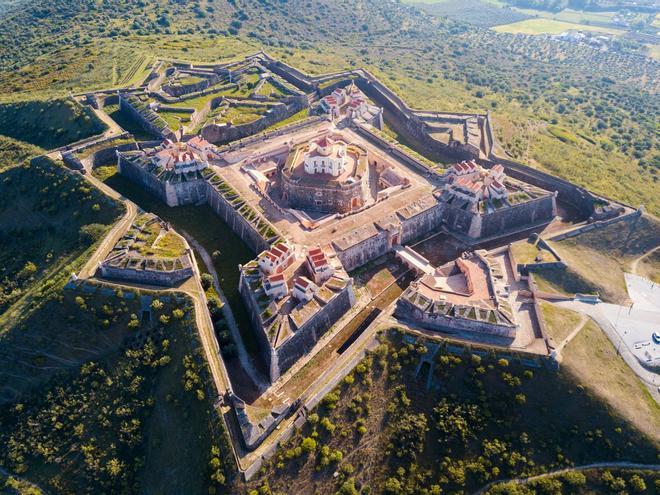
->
(316, 136), (333, 148)
(268, 273), (285, 283)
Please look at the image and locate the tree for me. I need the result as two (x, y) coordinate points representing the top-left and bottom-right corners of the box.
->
(301, 437), (316, 454)
(391, 413), (428, 460)
(201, 273), (214, 290)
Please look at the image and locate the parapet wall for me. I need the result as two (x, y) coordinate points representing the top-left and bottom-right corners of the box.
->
(201, 96), (307, 144)
(275, 281), (356, 377)
(99, 261), (193, 287)
(396, 297), (517, 339)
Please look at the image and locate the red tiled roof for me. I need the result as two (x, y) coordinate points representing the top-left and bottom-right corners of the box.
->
(316, 136), (333, 148)
(268, 273), (285, 283)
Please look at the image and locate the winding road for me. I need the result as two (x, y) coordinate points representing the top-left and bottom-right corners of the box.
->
(473, 461), (660, 495)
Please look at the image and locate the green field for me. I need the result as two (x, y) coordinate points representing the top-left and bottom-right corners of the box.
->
(493, 18), (625, 35)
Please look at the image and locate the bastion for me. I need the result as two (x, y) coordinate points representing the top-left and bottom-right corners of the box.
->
(98, 213), (193, 287)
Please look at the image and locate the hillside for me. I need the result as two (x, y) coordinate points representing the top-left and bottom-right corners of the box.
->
(243, 331), (659, 494)
(0, 286), (230, 494)
(0, 156), (123, 314)
(0, 99), (107, 150)
(0, 0), (657, 214)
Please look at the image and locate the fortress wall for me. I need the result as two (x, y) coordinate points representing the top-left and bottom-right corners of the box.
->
(166, 179), (207, 207)
(205, 183), (272, 254)
(275, 282), (356, 376)
(201, 97), (307, 145)
(117, 154), (168, 202)
(281, 176), (366, 214)
(239, 274), (278, 382)
(356, 78), (475, 161)
(477, 157), (595, 217)
(99, 264), (193, 287)
(81, 142), (139, 169)
(162, 74), (225, 97)
(479, 195), (556, 239)
(442, 204), (476, 237)
(335, 231), (390, 272)
(396, 298), (517, 339)
(119, 94), (174, 140)
(400, 204), (445, 244)
(261, 60), (315, 93)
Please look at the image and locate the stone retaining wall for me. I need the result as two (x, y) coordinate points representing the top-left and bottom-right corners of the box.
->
(99, 261), (193, 287)
(201, 96), (307, 144)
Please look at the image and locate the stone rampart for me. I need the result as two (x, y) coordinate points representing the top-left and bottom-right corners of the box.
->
(396, 297), (517, 339)
(163, 73), (226, 97)
(201, 97), (307, 144)
(99, 261), (193, 287)
(205, 182), (273, 254)
(275, 282), (356, 376)
(477, 157), (595, 218)
(260, 59), (315, 93)
(480, 195), (556, 239)
(549, 208), (642, 242)
(117, 154), (168, 200)
(119, 93), (175, 140)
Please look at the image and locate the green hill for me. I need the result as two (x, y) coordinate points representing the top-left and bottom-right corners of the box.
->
(0, 286), (230, 494)
(0, 156), (123, 314)
(0, 99), (107, 150)
(243, 331), (659, 494)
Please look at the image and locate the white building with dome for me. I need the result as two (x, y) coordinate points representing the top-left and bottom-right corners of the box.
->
(303, 137), (347, 177)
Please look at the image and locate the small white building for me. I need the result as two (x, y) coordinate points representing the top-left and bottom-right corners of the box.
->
(306, 247), (335, 285)
(257, 243), (294, 275)
(187, 135), (216, 161)
(303, 137), (347, 177)
(264, 273), (288, 300)
(292, 276), (319, 303)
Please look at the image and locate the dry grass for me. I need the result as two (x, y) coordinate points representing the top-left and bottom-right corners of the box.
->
(539, 301), (583, 343)
(636, 249), (660, 284)
(535, 215), (660, 304)
(562, 319), (660, 444)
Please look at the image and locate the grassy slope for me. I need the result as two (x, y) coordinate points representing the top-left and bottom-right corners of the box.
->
(0, 135), (43, 171)
(534, 215), (660, 303)
(0, 286), (227, 494)
(562, 318), (660, 443)
(0, 156), (123, 315)
(637, 249), (660, 283)
(539, 300), (583, 342)
(243, 332), (659, 494)
(0, 99), (106, 150)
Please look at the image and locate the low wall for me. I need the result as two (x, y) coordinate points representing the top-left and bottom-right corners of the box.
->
(201, 97), (307, 144)
(99, 263), (193, 287)
(549, 208), (642, 242)
(396, 298), (517, 339)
